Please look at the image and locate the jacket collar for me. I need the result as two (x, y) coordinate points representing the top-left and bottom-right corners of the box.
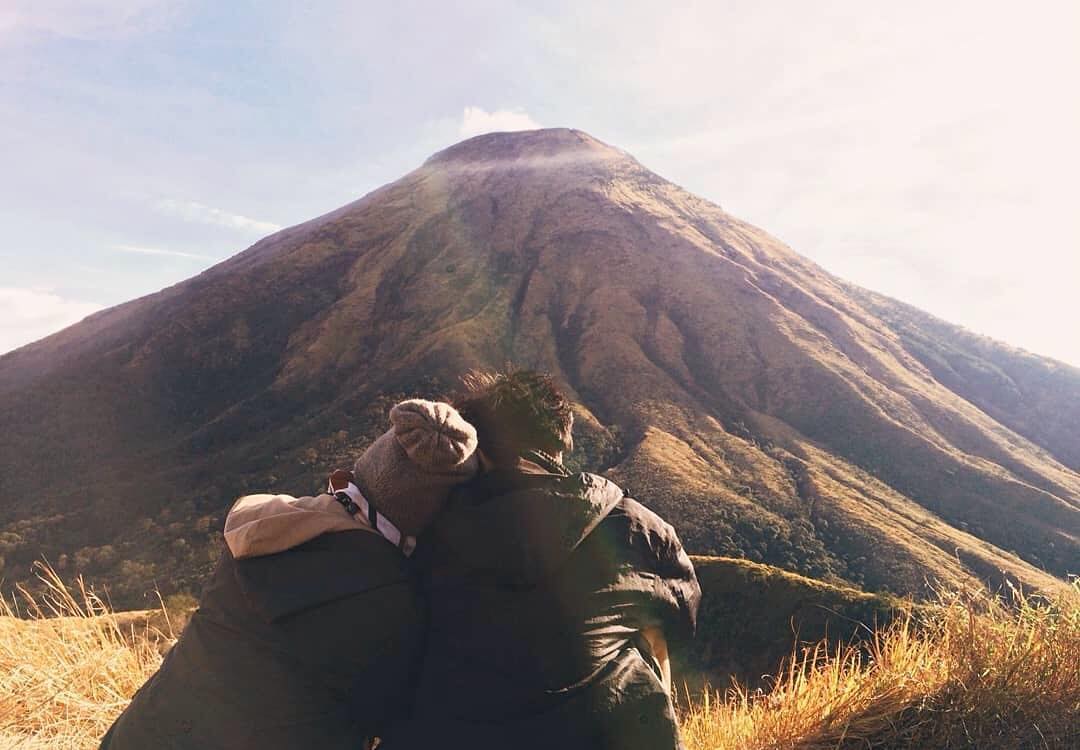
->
(428, 468), (625, 584)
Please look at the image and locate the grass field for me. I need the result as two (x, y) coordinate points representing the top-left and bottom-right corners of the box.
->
(680, 580), (1079, 749)
(2, 564), (1077, 749)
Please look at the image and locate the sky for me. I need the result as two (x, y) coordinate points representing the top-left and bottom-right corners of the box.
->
(2, 0), (1078, 366)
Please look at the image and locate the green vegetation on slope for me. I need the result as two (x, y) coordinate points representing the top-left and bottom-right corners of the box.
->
(678, 556), (901, 687)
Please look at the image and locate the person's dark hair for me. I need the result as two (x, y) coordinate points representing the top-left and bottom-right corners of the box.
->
(452, 369), (573, 466)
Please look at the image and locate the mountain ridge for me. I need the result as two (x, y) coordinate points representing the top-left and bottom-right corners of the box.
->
(1, 128), (1075, 605)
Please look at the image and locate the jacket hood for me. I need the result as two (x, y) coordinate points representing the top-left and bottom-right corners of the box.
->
(224, 492), (376, 559)
(427, 463), (625, 586)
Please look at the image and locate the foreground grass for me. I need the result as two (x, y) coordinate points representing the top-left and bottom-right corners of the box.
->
(1, 567), (1076, 749)
(0, 565), (172, 749)
(681, 582), (1080, 749)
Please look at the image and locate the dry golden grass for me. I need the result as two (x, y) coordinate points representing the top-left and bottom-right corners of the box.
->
(680, 581), (1080, 750)
(1, 565), (1077, 749)
(0, 564), (172, 749)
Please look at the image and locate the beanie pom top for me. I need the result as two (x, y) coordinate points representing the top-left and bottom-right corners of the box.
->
(390, 399), (478, 470)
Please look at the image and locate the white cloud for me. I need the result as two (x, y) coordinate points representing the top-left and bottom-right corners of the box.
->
(0, 287), (104, 353)
(459, 107), (541, 138)
(1, 0), (184, 40)
(155, 199), (282, 235)
(112, 243), (213, 260)
(0, 9), (18, 34)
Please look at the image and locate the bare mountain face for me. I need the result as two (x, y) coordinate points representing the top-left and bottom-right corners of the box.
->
(1, 129), (1077, 604)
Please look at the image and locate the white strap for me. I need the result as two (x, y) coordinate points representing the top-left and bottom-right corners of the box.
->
(328, 480), (417, 557)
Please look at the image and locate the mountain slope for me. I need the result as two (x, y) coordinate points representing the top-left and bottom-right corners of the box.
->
(0, 129), (1076, 604)
(852, 287), (1080, 472)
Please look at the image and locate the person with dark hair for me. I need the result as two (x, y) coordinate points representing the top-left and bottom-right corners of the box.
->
(385, 369), (701, 750)
(453, 368), (575, 465)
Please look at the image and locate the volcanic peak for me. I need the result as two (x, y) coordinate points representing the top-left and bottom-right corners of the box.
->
(422, 127), (628, 170)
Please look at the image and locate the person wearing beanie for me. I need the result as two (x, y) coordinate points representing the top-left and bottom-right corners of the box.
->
(100, 400), (478, 750)
(351, 399), (481, 538)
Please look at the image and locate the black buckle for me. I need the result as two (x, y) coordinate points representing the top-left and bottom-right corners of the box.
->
(333, 491), (361, 517)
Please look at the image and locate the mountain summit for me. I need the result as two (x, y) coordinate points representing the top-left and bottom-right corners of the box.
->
(423, 127), (626, 165)
(1, 129), (1077, 602)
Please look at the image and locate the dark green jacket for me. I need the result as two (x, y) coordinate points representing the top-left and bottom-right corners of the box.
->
(101, 530), (422, 749)
(385, 463), (701, 750)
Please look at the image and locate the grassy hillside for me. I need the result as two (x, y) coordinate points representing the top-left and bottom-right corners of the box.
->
(4, 560), (1076, 748)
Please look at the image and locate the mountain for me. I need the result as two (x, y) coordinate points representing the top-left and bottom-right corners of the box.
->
(1, 128), (1076, 605)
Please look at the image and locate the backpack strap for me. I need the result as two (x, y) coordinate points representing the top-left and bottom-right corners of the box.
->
(327, 470), (416, 557)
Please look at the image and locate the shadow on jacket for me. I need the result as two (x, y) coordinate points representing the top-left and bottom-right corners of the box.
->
(382, 460), (701, 750)
(101, 519), (422, 749)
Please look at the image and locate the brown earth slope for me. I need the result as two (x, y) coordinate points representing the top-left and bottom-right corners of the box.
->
(0, 129), (1076, 605)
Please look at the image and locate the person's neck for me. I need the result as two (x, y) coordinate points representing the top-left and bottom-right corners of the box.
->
(478, 448), (568, 477)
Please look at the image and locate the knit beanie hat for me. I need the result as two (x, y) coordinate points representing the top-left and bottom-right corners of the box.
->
(352, 399), (479, 537)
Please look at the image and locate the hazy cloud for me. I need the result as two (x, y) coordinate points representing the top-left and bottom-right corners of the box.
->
(0, 9), (18, 34)
(113, 243), (213, 260)
(459, 107), (541, 138)
(1, 0), (184, 40)
(155, 199), (282, 235)
(0, 287), (103, 352)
